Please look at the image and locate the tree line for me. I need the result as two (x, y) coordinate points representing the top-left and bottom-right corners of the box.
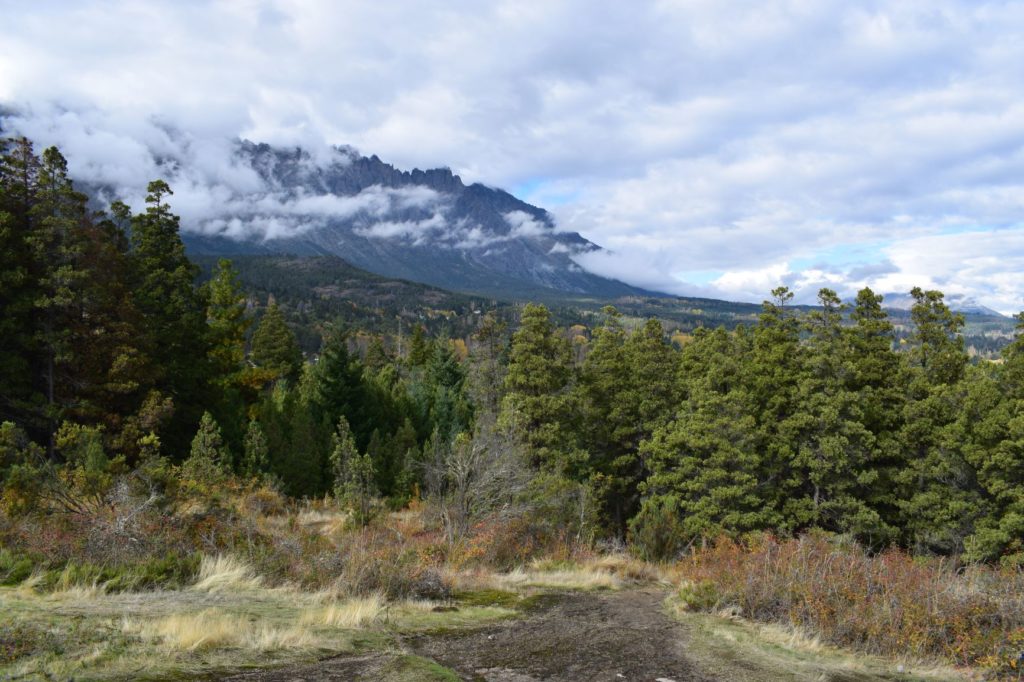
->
(505, 290), (1024, 565)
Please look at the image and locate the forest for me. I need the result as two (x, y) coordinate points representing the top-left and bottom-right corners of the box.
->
(2, 138), (1024, 677)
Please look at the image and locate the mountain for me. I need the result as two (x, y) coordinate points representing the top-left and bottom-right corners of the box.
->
(879, 292), (1008, 318)
(181, 141), (655, 300)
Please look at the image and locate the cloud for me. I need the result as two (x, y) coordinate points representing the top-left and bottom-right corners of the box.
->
(503, 210), (548, 238)
(1, 1), (1023, 310)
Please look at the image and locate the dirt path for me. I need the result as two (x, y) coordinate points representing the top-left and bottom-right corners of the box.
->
(407, 588), (709, 682)
(227, 588), (709, 682)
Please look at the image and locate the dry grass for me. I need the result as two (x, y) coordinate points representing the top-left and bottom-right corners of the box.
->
(296, 507), (352, 537)
(469, 564), (622, 591)
(124, 609), (246, 651)
(191, 555), (263, 593)
(302, 593), (385, 628)
(123, 609), (314, 652)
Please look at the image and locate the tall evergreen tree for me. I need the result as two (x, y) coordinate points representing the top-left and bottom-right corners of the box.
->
(748, 287), (804, 529)
(640, 326), (771, 541)
(501, 303), (576, 471)
(898, 288), (977, 553)
(790, 289), (894, 544)
(330, 415), (376, 525)
(0, 138), (39, 428)
(314, 330), (369, 449)
(250, 302), (302, 383)
(130, 180), (209, 454)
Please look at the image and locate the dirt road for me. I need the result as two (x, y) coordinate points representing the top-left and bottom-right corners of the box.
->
(407, 589), (706, 682)
(228, 588), (708, 682)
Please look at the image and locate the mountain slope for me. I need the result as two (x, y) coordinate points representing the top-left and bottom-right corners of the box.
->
(182, 142), (653, 299)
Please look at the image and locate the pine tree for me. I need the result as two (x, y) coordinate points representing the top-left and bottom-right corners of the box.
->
(790, 289), (894, 544)
(283, 365), (329, 496)
(241, 418), (269, 478)
(184, 411), (230, 482)
(330, 415), (376, 525)
(422, 339), (472, 443)
(847, 288), (904, 534)
(640, 326), (772, 541)
(575, 307), (632, 532)
(898, 288), (978, 554)
(408, 325), (431, 366)
(962, 314), (1024, 564)
(747, 287), (804, 529)
(205, 259), (250, 384)
(314, 330), (369, 449)
(130, 180), (209, 455)
(0, 139), (42, 434)
(26, 147), (91, 452)
(501, 303), (576, 471)
(250, 302), (302, 382)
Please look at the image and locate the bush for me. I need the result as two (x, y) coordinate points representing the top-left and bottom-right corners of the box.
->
(676, 580), (721, 612)
(628, 497), (687, 561)
(678, 534), (1024, 670)
(0, 550), (33, 586)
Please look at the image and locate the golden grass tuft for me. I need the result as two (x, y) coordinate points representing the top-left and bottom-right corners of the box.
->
(301, 593), (384, 628)
(123, 609), (314, 652)
(124, 609), (246, 651)
(191, 555), (262, 593)
(492, 565), (621, 591)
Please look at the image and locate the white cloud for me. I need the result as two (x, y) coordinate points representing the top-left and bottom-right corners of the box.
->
(1, 1), (1023, 309)
(503, 210), (548, 238)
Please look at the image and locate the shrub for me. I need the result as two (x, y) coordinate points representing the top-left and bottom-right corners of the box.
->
(677, 534), (1024, 671)
(628, 497), (687, 562)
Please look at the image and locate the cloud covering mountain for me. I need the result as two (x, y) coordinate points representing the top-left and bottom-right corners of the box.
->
(2, 1), (1023, 311)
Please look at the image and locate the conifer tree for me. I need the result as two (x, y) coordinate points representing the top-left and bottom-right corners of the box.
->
(184, 411), (230, 481)
(330, 415), (376, 525)
(408, 325), (431, 366)
(640, 326), (772, 541)
(241, 418), (269, 478)
(847, 288), (904, 532)
(130, 180), (209, 454)
(575, 307), (632, 531)
(898, 288), (978, 553)
(205, 259), (250, 384)
(790, 289), (893, 544)
(0, 138), (39, 428)
(960, 314), (1024, 564)
(250, 302), (302, 383)
(283, 365), (329, 496)
(747, 286), (804, 528)
(314, 329), (369, 449)
(501, 303), (575, 470)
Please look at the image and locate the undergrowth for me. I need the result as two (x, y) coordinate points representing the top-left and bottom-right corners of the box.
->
(675, 534), (1024, 676)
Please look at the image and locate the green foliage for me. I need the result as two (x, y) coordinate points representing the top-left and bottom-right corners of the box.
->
(330, 415), (377, 525)
(241, 418), (269, 478)
(501, 303), (576, 471)
(130, 179), (210, 454)
(183, 411), (230, 484)
(251, 301), (302, 382)
(628, 497), (688, 562)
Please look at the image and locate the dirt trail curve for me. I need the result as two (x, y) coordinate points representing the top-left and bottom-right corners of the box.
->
(228, 588), (711, 682)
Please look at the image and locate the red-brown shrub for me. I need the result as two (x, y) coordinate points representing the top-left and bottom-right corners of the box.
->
(678, 533), (1024, 673)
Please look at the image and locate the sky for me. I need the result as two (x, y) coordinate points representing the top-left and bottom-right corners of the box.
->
(1, 1), (1023, 313)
